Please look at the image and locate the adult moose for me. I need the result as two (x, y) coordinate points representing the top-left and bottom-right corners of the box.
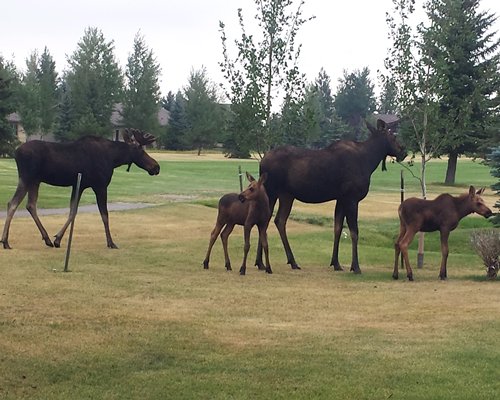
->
(393, 186), (493, 281)
(256, 119), (406, 273)
(1, 129), (160, 249)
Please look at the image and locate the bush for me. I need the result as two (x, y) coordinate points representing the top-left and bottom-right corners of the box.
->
(470, 229), (500, 279)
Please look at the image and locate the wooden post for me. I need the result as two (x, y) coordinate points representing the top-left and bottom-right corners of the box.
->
(64, 173), (82, 272)
(400, 170), (404, 268)
(238, 165), (243, 192)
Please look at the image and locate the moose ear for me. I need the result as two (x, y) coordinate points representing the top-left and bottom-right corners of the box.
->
(469, 185), (476, 197)
(476, 187), (485, 195)
(366, 121), (376, 134)
(246, 172), (256, 182)
(377, 119), (387, 131)
(259, 172), (268, 185)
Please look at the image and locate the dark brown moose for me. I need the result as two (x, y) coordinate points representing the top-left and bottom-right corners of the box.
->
(203, 172), (272, 275)
(1, 129), (160, 249)
(256, 119), (406, 273)
(393, 186), (493, 281)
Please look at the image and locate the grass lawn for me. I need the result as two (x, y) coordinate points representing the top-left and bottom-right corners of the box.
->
(0, 153), (498, 399)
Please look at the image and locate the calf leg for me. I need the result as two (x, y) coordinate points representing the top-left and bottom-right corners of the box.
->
(239, 225), (252, 275)
(399, 228), (417, 281)
(258, 224), (272, 274)
(25, 183), (53, 247)
(439, 231), (450, 280)
(255, 196), (276, 270)
(1, 181), (28, 249)
(203, 220), (224, 269)
(392, 221), (406, 280)
(220, 223), (235, 271)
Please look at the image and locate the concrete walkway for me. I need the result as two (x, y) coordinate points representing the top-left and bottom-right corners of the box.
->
(0, 202), (155, 218)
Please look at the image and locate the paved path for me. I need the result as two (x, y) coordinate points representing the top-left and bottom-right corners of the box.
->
(0, 202), (155, 218)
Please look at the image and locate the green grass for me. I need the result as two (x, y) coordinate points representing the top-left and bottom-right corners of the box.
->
(0, 153), (499, 399)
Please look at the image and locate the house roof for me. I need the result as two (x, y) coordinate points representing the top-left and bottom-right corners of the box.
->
(110, 103), (170, 127)
(6, 112), (21, 123)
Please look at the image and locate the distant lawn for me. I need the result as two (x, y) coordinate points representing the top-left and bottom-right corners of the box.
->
(0, 153), (495, 210)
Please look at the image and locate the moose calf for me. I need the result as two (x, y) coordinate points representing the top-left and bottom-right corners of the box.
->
(203, 172), (272, 275)
(393, 186), (493, 281)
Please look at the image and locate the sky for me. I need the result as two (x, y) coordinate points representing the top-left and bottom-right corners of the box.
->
(2, 0), (500, 99)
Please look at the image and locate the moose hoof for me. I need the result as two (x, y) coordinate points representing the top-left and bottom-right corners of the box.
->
(44, 239), (54, 248)
(392, 273), (399, 280)
(108, 243), (119, 249)
(407, 275), (414, 282)
(239, 269), (246, 276)
(203, 261), (209, 270)
(225, 263), (232, 271)
(265, 267), (273, 274)
(351, 267), (362, 274)
(1, 241), (12, 250)
(290, 264), (301, 270)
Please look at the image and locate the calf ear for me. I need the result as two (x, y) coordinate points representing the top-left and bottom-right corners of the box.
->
(476, 187), (485, 195)
(246, 172), (256, 182)
(469, 185), (475, 197)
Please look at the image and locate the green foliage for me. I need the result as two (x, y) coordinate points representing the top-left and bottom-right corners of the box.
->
(17, 48), (59, 138)
(162, 91), (188, 150)
(0, 57), (19, 156)
(63, 27), (123, 139)
(488, 146), (500, 225)
(123, 33), (162, 135)
(423, 0), (500, 183)
(219, 0), (314, 155)
(334, 67), (377, 140)
(183, 67), (226, 154)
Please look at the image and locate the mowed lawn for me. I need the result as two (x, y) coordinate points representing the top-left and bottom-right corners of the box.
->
(0, 153), (499, 399)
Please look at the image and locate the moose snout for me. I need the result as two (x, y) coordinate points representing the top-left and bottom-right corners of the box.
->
(148, 164), (160, 176)
(396, 149), (408, 162)
(484, 209), (494, 218)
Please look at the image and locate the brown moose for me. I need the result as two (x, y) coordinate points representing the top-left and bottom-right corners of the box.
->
(1, 129), (160, 249)
(257, 119), (407, 273)
(393, 186), (493, 281)
(203, 172), (272, 275)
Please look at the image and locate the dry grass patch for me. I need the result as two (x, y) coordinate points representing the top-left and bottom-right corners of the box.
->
(1, 203), (499, 399)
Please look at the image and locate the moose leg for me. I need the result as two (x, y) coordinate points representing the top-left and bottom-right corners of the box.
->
(25, 183), (53, 247)
(274, 195), (300, 269)
(331, 202), (346, 271)
(54, 186), (83, 248)
(239, 225), (252, 275)
(94, 188), (117, 249)
(1, 181), (28, 249)
(255, 196), (277, 270)
(220, 223), (235, 271)
(438, 230), (450, 280)
(258, 224), (272, 274)
(203, 221), (224, 269)
(345, 202), (361, 274)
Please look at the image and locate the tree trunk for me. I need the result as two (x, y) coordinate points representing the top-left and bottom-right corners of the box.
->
(445, 152), (458, 185)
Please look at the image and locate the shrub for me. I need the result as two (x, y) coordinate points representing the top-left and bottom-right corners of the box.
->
(470, 229), (500, 279)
